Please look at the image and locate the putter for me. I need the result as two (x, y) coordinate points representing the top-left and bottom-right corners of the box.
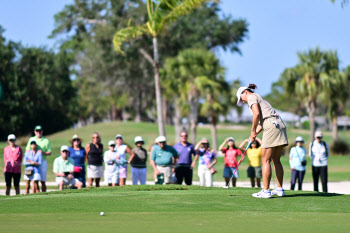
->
(222, 140), (252, 189)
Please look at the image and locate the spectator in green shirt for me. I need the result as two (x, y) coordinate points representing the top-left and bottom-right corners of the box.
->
(150, 136), (178, 184)
(53, 145), (83, 190)
(25, 125), (52, 192)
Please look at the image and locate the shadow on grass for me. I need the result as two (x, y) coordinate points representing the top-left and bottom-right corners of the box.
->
(286, 192), (343, 198)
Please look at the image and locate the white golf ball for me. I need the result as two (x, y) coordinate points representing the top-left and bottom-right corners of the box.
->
(100, 212), (105, 216)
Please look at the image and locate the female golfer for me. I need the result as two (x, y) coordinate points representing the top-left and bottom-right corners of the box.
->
(236, 84), (288, 198)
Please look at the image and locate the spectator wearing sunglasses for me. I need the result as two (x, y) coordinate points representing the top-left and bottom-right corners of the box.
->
(25, 125), (51, 192)
(68, 135), (87, 187)
(3, 134), (23, 195)
(195, 138), (217, 187)
(86, 132), (103, 187)
(309, 131), (329, 192)
(173, 131), (198, 185)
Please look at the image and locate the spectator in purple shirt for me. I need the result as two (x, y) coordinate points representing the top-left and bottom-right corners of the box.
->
(173, 131), (198, 185)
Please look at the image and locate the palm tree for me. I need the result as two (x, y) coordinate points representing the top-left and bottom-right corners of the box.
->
(281, 47), (339, 140)
(200, 77), (229, 152)
(113, 0), (208, 136)
(162, 48), (224, 144)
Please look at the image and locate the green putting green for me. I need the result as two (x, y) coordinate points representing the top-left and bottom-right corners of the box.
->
(0, 185), (349, 232)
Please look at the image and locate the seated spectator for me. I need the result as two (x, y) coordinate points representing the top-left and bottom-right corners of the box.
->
(104, 140), (119, 187)
(68, 135), (87, 187)
(131, 136), (148, 185)
(23, 141), (42, 194)
(54, 145), (83, 190)
(195, 138), (217, 187)
(150, 136), (178, 184)
(3, 134), (23, 195)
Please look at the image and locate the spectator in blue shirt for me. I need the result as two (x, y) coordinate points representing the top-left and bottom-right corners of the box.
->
(68, 135), (87, 187)
(150, 136), (178, 184)
(289, 136), (307, 191)
(23, 141), (42, 194)
(173, 131), (198, 185)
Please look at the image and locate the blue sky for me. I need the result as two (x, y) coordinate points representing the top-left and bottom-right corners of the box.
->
(1, 0), (349, 96)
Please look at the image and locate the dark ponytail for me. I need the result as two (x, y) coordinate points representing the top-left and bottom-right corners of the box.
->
(248, 83), (257, 90)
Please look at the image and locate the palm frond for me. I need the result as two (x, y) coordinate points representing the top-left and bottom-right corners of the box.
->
(161, 0), (209, 29)
(113, 24), (149, 54)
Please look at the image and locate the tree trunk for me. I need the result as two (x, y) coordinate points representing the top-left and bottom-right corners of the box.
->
(111, 104), (117, 121)
(332, 116), (338, 141)
(189, 93), (199, 144)
(153, 37), (166, 136)
(173, 98), (182, 143)
(210, 115), (218, 153)
(308, 100), (316, 141)
(134, 92), (142, 123)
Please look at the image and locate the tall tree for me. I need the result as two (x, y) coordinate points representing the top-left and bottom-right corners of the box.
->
(280, 47), (341, 140)
(113, 0), (210, 136)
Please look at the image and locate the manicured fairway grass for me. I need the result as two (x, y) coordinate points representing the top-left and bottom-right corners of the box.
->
(1, 121), (349, 183)
(0, 185), (349, 233)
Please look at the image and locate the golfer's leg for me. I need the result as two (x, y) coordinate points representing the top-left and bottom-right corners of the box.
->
(271, 145), (284, 188)
(261, 148), (272, 190)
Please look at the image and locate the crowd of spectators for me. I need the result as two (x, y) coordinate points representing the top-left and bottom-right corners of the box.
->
(2, 125), (329, 195)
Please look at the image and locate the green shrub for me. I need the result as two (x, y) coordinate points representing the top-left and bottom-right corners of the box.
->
(302, 121), (310, 130)
(330, 140), (350, 155)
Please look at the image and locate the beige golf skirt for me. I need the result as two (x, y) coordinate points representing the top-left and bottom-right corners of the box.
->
(261, 117), (288, 148)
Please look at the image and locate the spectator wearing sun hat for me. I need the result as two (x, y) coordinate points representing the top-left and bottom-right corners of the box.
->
(114, 134), (135, 186)
(309, 131), (329, 192)
(103, 140), (120, 187)
(289, 136), (307, 191)
(130, 136), (148, 185)
(25, 125), (52, 192)
(3, 134), (23, 195)
(68, 135), (87, 187)
(23, 141), (42, 194)
(151, 136), (178, 184)
(219, 137), (242, 187)
(53, 145), (83, 190)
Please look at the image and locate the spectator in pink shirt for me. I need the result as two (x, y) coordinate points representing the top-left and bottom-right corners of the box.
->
(3, 134), (23, 195)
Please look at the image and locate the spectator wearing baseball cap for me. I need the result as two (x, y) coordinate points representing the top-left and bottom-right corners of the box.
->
(219, 137), (242, 187)
(309, 131), (329, 192)
(25, 125), (52, 192)
(3, 134), (23, 195)
(103, 140), (119, 187)
(53, 145), (83, 190)
(131, 136), (148, 185)
(114, 134), (135, 186)
(151, 136), (179, 184)
(23, 141), (42, 194)
(68, 135), (87, 187)
(289, 136), (307, 191)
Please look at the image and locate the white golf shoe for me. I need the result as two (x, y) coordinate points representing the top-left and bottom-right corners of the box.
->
(252, 189), (272, 198)
(271, 188), (285, 197)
